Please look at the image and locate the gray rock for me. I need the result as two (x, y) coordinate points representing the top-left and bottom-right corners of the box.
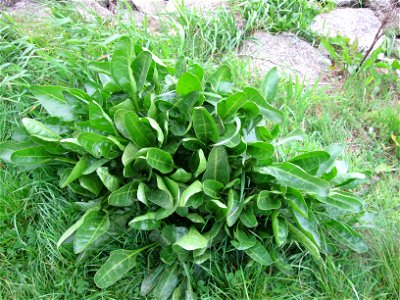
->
(239, 31), (331, 84)
(132, 0), (227, 14)
(332, 0), (399, 33)
(0, 0), (20, 8)
(6, 0), (50, 19)
(68, 0), (114, 19)
(311, 8), (383, 51)
(96, 0), (110, 7)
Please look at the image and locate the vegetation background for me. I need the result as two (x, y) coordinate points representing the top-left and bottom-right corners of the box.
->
(0, 0), (399, 299)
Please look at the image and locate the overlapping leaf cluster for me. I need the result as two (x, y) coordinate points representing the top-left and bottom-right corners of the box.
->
(0, 37), (368, 299)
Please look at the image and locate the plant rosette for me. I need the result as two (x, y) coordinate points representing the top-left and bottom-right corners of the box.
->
(0, 36), (369, 299)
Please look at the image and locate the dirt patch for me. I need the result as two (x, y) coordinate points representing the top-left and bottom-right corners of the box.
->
(239, 31), (332, 84)
(311, 8), (383, 51)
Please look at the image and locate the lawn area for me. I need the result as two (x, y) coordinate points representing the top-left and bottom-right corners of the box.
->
(0, 1), (399, 299)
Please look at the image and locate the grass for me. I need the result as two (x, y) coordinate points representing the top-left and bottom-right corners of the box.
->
(1, 0), (399, 299)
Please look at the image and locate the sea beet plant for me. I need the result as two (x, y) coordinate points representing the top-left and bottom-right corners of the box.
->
(0, 37), (368, 298)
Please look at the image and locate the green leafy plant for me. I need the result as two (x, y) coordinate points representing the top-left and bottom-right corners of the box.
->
(0, 36), (368, 299)
(239, 0), (320, 40)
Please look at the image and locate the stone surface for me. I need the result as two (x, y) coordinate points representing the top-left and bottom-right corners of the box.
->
(369, 0), (400, 34)
(333, 0), (400, 33)
(311, 8), (382, 51)
(6, 0), (49, 19)
(3, 0), (113, 19)
(0, 0), (20, 7)
(132, 0), (227, 14)
(239, 31), (331, 84)
(69, 0), (114, 19)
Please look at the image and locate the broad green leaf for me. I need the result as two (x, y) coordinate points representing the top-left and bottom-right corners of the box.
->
(129, 212), (161, 230)
(96, 167), (121, 191)
(73, 210), (110, 254)
(217, 92), (246, 119)
(319, 190), (365, 213)
(261, 67), (279, 101)
(161, 225), (189, 245)
(60, 158), (89, 188)
(186, 193), (205, 210)
(232, 230), (257, 250)
(60, 138), (85, 155)
(292, 209), (321, 247)
(274, 129), (304, 146)
(94, 247), (149, 288)
(203, 179), (224, 199)
(31, 85), (76, 121)
(182, 138), (206, 151)
(244, 241), (273, 266)
(288, 222), (321, 259)
(148, 176), (174, 209)
(194, 149), (207, 177)
(317, 144), (344, 176)
(170, 92), (200, 120)
(247, 142), (274, 160)
(324, 220), (367, 253)
(226, 189), (242, 227)
(213, 117), (241, 148)
(153, 265), (179, 300)
(131, 50), (152, 91)
(124, 111), (156, 148)
(161, 246), (177, 265)
(174, 227), (208, 251)
(210, 199), (227, 209)
(111, 36), (137, 97)
(225, 178), (241, 190)
(145, 117), (165, 146)
(0, 141), (37, 163)
(89, 101), (116, 135)
(11, 146), (55, 166)
(257, 191), (281, 210)
(137, 182), (149, 205)
(180, 180), (202, 207)
(208, 65), (233, 94)
(272, 212), (288, 247)
(170, 168), (192, 183)
(77, 132), (120, 159)
(203, 146), (230, 185)
(257, 163), (330, 197)
(140, 265), (165, 296)
(163, 177), (180, 203)
(22, 118), (61, 141)
(109, 99), (136, 117)
(176, 72), (202, 96)
(88, 61), (111, 75)
(56, 206), (100, 248)
(188, 63), (204, 80)
(122, 142), (139, 166)
(114, 109), (130, 139)
(285, 188), (308, 217)
(82, 158), (110, 175)
(289, 151), (330, 175)
(192, 107), (219, 143)
(243, 87), (283, 123)
(146, 148), (174, 174)
(240, 207), (258, 228)
(193, 251), (211, 265)
(108, 182), (137, 206)
(186, 213), (206, 224)
(79, 173), (103, 196)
